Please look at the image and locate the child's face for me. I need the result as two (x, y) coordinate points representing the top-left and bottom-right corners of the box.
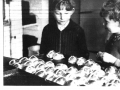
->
(53, 7), (74, 25)
(104, 17), (120, 33)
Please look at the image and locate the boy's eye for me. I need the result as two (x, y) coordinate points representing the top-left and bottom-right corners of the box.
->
(55, 12), (69, 15)
(65, 13), (69, 14)
(55, 12), (60, 15)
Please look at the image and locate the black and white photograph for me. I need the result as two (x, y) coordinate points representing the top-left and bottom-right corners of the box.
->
(2, 0), (120, 87)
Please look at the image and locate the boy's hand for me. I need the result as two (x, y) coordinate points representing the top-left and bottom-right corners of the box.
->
(98, 52), (117, 64)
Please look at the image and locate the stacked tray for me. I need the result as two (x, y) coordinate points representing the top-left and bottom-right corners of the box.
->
(9, 53), (120, 86)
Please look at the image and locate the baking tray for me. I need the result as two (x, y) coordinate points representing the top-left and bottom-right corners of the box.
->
(4, 69), (60, 86)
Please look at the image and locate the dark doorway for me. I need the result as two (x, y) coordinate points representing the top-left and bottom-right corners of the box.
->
(22, 0), (36, 25)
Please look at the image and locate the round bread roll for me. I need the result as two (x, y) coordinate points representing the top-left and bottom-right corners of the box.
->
(45, 73), (55, 81)
(38, 59), (45, 65)
(53, 53), (64, 60)
(33, 60), (45, 69)
(15, 58), (22, 63)
(55, 69), (66, 77)
(51, 74), (59, 82)
(55, 63), (68, 70)
(73, 71), (82, 79)
(67, 80), (78, 86)
(54, 77), (66, 85)
(45, 61), (55, 68)
(37, 70), (47, 78)
(58, 70), (66, 76)
(85, 59), (95, 67)
(79, 66), (90, 77)
(45, 67), (54, 74)
(29, 60), (40, 67)
(25, 66), (36, 74)
(89, 69), (105, 80)
(23, 60), (31, 66)
(76, 57), (86, 66)
(117, 69), (120, 78)
(87, 79), (104, 86)
(36, 64), (45, 71)
(29, 55), (39, 62)
(9, 59), (16, 66)
(103, 78), (120, 86)
(105, 66), (117, 75)
(54, 69), (60, 74)
(64, 73), (76, 81)
(47, 50), (55, 58)
(68, 56), (77, 64)
(35, 69), (41, 75)
(13, 63), (23, 69)
(66, 66), (78, 74)
(91, 63), (101, 70)
(19, 57), (29, 64)
(35, 64), (43, 70)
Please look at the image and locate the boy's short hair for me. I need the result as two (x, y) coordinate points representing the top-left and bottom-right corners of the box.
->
(100, 0), (120, 22)
(51, 0), (76, 11)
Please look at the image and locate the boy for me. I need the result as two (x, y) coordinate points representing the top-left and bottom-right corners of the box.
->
(40, 0), (89, 59)
(98, 0), (120, 67)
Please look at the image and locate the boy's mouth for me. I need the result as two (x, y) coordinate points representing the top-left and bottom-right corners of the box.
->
(58, 20), (64, 22)
(58, 20), (66, 23)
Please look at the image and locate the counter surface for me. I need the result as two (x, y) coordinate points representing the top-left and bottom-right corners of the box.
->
(3, 57), (59, 86)
(3, 56), (112, 86)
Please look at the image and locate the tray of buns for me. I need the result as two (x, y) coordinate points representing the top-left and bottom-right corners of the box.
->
(8, 50), (120, 86)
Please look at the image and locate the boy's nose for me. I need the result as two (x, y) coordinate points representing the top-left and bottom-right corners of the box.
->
(60, 13), (63, 20)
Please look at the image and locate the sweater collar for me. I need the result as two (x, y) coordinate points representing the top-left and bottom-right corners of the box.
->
(52, 19), (74, 32)
(57, 20), (70, 31)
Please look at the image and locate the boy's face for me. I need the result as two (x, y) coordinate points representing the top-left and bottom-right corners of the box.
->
(104, 16), (120, 33)
(53, 7), (74, 25)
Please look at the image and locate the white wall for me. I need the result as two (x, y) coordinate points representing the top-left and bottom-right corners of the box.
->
(3, 0), (23, 58)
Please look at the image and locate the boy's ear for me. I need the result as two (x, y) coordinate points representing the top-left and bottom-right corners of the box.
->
(71, 8), (75, 14)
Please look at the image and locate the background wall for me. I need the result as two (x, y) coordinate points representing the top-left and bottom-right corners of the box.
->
(71, 0), (80, 24)
(80, 0), (107, 52)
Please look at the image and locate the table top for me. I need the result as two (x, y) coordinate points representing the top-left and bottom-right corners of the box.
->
(3, 56), (60, 86)
(3, 57), (16, 72)
(3, 56), (112, 86)
(4, 69), (59, 86)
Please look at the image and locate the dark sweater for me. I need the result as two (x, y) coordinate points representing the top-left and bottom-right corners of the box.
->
(105, 33), (120, 59)
(40, 20), (89, 59)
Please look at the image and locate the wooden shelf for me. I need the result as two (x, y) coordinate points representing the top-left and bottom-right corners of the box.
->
(22, 23), (38, 29)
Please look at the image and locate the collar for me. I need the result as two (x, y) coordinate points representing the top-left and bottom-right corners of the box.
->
(57, 20), (70, 31)
(110, 33), (120, 42)
(51, 19), (74, 32)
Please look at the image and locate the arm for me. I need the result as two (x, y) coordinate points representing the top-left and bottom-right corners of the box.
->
(98, 36), (120, 67)
(39, 26), (48, 55)
(77, 27), (89, 59)
(114, 59), (120, 67)
(98, 52), (120, 67)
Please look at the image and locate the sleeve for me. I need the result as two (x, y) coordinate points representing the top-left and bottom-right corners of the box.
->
(39, 26), (48, 55)
(114, 59), (120, 68)
(117, 40), (120, 55)
(113, 40), (120, 67)
(111, 40), (120, 60)
(116, 40), (120, 59)
(77, 27), (89, 59)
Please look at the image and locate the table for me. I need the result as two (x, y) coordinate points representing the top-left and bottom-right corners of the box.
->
(3, 57), (59, 86)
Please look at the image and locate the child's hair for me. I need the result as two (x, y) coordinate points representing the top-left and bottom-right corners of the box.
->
(100, 0), (120, 23)
(51, 0), (76, 11)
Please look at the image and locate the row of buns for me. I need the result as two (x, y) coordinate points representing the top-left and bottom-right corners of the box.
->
(9, 51), (120, 86)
